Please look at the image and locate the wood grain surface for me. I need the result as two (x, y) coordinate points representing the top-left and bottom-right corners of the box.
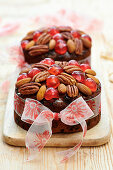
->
(0, 0), (113, 170)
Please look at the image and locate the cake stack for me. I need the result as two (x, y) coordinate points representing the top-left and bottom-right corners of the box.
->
(13, 26), (101, 161)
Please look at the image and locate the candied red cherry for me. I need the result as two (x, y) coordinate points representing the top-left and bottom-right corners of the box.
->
(80, 64), (91, 72)
(71, 30), (81, 39)
(33, 31), (42, 41)
(48, 64), (63, 75)
(28, 68), (40, 78)
(40, 58), (55, 66)
(48, 27), (59, 36)
(45, 87), (59, 100)
(55, 40), (67, 55)
(68, 60), (80, 67)
(81, 34), (92, 42)
(72, 71), (85, 83)
(53, 33), (63, 41)
(85, 78), (97, 92)
(21, 40), (29, 49)
(17, 73), (28, 81)
(46, 75), (60, 88)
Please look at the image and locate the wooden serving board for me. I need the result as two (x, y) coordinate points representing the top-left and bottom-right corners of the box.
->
(3, 88), (111, 147)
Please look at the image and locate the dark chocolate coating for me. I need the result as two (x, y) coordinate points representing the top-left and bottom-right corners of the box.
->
(14, 84), (101, 133)
(14, 111), (101, 133)
(23, 48), (91, 64)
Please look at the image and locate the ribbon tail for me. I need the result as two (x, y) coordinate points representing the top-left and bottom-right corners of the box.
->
(25, 111), (53, 161)
(58, 120), (87, 163)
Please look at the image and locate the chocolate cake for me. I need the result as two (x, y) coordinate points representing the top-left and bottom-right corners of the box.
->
(14, 58), (101, 133)
(21, 26), (92, 65)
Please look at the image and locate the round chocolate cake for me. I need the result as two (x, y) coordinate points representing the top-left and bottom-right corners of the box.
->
(21, 26), (92, 64)
(14, 58), (101, 133)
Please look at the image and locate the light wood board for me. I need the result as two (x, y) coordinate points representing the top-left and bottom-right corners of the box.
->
(3, 88), (111, 147)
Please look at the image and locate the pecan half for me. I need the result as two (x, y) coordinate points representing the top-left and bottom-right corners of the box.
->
(61, 32), (73, 40)
(74, 38), (83, 55)
(29, 45), (49, 56)
(55, 61), (68, 68)
(35, 71), (50, 83)
(64, 65), (82, 74)
(36, 32), (52, 45)
(16, 78), (31, 88)
(58, 72), (76, 85)
(18, 82), (40, 95)
(76, 83), (92, 95)
(58, 26), (72, 32)
(19, 68), (31, 75)
(67, 85), (78, 97)
(32, 63), (49, 71)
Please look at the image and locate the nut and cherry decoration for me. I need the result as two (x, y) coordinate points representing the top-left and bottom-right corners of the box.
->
(21, 26), (92, 64)
(14, 58), (101, 133)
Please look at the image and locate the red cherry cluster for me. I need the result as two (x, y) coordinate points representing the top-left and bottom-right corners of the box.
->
(48, 27), (59, 36)
(21, 27), (92, 56)
(48, 64), (63, 75)
(70, 60), (97, 92)
(45, 61), (63, 100)
(40, 58), (55, 66)
(17, 58), (97, 101)
(33, 31), (42, 41)
(48, 27), (67, 55)
(17, 68), (41, 81)
(21, 40), (29, 49)
(45, 87), (59, 100)
(85, 78), (97, 92)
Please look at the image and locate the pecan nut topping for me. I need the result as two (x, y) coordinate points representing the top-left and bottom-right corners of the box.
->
(18, 82), (40, 95)
(19, 68), (31, 75)
(35, 71), (50, 83)
(58, 72), (76, 85)
(55, 61), (68, 68)
(58, 26), (72, 32)
(61, 32), (73, 40)
(63, 65), (82, 74)
(29, 45), (49, 56)
(16, 78), (31, 88)
(74, 38), (83, 55)
(31, 63), (49, 71)
(67, 85), (78, 97)
(36, 32), (52, 45)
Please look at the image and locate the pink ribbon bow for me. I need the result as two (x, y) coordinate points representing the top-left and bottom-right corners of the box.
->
(20, 97), (94, 163)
